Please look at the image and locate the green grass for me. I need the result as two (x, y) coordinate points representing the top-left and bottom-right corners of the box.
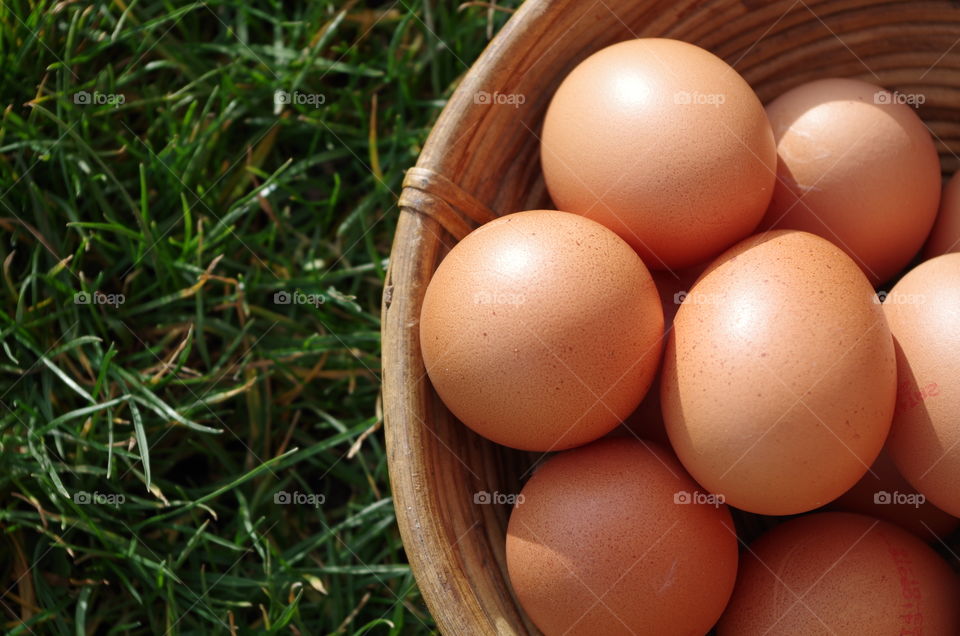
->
(0, 1), (519, 633)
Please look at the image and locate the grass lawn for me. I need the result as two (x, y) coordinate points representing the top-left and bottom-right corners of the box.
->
(0, 1), (519, 633)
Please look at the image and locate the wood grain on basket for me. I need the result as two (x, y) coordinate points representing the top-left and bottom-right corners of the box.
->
(383, 1), (960, 633)
(398, 167), (498, 241)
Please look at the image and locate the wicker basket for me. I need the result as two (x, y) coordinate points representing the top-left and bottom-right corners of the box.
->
(381, 1), (960, 633)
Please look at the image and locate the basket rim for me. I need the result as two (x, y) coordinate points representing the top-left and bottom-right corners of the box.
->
(381, 1), (960, 633)
(381, 1), (556, 633)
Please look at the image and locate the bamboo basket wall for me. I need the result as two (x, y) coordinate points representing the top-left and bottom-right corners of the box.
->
(381, 1), (960, 633)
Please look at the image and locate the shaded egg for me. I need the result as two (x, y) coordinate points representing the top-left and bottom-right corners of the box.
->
(826, 448), (959, 541)
(925, 171), (960, 259)
(614, 265), (705, 446)
(507, 438), (738, 635)
(420, 210), (664, 452)
(761, 78), (941, 285)
(717, 512), (960, 635)
(662, 230), (897, 515)
(884, 253), (960, 517)
(541, 38), (776, 270)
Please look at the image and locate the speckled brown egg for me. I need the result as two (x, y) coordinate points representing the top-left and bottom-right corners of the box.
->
(717, 512), (960, 635)
(761, 78), (941, 285)
(827, 449), (960, 541)
(541, 38), (776, 270)
(925, 171), (960, 258)
(420, 210), (664, 452)
(884, 253), (960, 517)
(662, 230), (897, 515)
(506, 438), (738, 636)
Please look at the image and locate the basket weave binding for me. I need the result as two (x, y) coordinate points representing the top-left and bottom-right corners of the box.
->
(399, 167), (499, 241)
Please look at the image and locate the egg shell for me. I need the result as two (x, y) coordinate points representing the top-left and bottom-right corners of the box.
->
(884, 253), (960, 517)
(924, 171), (960, 259)
(761, 78), (941, 285)
(717, 512), (960, 635)
(420, 210), (664, 452)
(662, 230), (897, 515)
(541, 38), (776, 270)
(826, 448), (960, 541)
(506, 438), (738, 636)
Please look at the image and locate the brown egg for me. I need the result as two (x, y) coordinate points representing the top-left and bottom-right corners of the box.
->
(506, 438), (738, 636)
(827, 448), (960, 541)
(541, 38), (776, 270)
(884, 253), (960, 517)
(420, 210), (664, 452)
(662, 230), (897, 515)
(761, 78), (941, 286)
(717, 512), (960, 635)
(925, 172), (960, 258)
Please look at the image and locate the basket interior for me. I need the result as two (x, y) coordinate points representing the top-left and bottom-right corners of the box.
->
(383, 1), (960, 633)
